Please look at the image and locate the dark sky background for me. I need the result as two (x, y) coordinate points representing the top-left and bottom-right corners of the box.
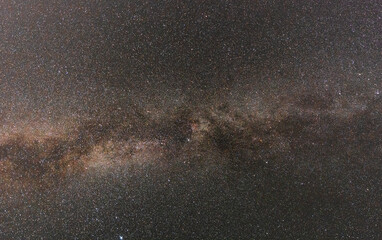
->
(1, 1), (381, 239)
(1, 0), (381, 121)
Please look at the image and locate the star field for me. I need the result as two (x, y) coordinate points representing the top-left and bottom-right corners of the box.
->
(1, 0), (382, 239)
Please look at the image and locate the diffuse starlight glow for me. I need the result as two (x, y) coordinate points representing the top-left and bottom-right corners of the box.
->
(1, 0), (381, 239)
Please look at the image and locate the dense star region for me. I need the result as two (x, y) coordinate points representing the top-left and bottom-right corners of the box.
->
(1, 0), (382, 239)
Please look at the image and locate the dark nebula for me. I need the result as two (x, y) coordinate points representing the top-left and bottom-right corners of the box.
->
(1, 0), (381, 239)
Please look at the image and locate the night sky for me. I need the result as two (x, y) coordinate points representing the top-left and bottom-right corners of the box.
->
(1, 0), (381, 239)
